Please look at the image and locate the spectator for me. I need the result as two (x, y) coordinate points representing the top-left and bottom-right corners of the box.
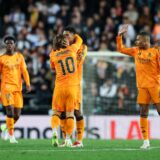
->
(100, 79), (117, 98)
(0, 0), (158, 114)
(123, 3), (138, 25)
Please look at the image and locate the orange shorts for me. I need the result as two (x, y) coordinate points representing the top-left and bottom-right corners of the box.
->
(52, 86), (78, 112)
(75, 85), (82, 110)
(137, 87), (160, 104)
(1, 90), (23, 108)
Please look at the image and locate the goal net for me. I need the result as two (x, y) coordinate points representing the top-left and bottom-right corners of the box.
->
(82, 51), (139, 115)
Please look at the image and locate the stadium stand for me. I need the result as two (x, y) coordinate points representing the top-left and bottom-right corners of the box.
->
(0, 0), (160, 114)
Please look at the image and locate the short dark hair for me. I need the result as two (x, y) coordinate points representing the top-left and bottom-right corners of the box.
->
(64, 26), (76, 34)
(53, 34), (67, 50)
(4, 35), (16, 43)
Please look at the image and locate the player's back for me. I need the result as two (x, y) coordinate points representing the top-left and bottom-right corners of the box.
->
(50, 46), (79, 88)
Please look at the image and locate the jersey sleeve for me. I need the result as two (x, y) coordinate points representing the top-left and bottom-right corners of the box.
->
(77, 45), (88, 66)
(49, 50), (55, 70)
(69, 34), (83, 53)
(116, 35), (137, 57)
(20, 54), (30, 86)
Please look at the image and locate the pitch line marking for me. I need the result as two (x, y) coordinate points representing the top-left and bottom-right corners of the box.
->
(0, 146), (160, 152)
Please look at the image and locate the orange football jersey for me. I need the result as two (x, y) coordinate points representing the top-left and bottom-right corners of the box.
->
(77, 44), (88, 83)
(0, 52), (30, 92)
(50, 34), (83, 87)
(117, 35), (160, 88)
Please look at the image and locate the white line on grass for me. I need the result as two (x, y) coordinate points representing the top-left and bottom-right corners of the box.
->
(0, 146), (160, 152)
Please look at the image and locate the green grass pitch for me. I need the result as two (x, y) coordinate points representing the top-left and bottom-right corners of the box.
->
(0, 139), (160, 160)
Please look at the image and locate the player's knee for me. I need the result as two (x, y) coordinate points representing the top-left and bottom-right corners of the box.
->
(74, 110), (83, 121)
(60, 111), (66, 120)
(139, 104), (149, 115)
(6, 113), (14, 118)
(14, 115), (20, 121)
(140, 114), (148, 118)
(52, 110), (61, 117)
(66, 111), (74, 119)
(6, 106), (14, 118)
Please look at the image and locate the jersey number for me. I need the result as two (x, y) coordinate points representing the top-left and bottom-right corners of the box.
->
(58, 57), (75, 75)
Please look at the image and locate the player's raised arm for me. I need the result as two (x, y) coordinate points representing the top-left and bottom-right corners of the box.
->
(70, 34), (83, 53)
(20, 54), (31, 93)
(116, 25), (137, 57)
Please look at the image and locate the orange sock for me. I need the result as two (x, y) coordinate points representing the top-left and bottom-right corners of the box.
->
(60, 119), (66, 139)
(6, 117), (14, 136)
(66, 117), (74, 137)
(51, 115), (60, 129)
(140, 117), (149, 140)
(76, 119), (84, 141)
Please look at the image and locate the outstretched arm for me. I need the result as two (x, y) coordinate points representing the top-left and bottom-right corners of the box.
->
(117, 25), (137, 57)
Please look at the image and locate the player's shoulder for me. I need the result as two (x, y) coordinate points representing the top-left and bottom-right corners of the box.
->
(15, 52), (24, 57)
(50, 49), (56, 57)
(149, 47), (159, 53)
(133, 47), (140, 53)
(51, 48), (71, 58)
(153, 46), (160, 51)
(0, 53), (9, 60)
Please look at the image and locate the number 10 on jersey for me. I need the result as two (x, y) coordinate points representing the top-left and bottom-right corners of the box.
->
(58, 57), (75, 75)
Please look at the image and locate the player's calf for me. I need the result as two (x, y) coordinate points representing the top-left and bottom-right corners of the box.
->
(60, 111), (66, 139)
(74, 110), (84, 146)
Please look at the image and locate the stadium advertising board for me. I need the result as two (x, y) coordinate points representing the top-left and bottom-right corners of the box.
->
(0, 116), (160, 139)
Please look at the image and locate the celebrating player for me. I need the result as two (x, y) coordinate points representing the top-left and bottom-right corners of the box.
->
(0, 36), (31, 143)
(50, 34), (83, 147)
(59, 26), (87, 147)
(116, 25), (160, 149)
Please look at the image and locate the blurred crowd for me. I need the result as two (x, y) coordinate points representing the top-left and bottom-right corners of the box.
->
(0, 0), (159, 114)
(83, 57), (138, 115)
